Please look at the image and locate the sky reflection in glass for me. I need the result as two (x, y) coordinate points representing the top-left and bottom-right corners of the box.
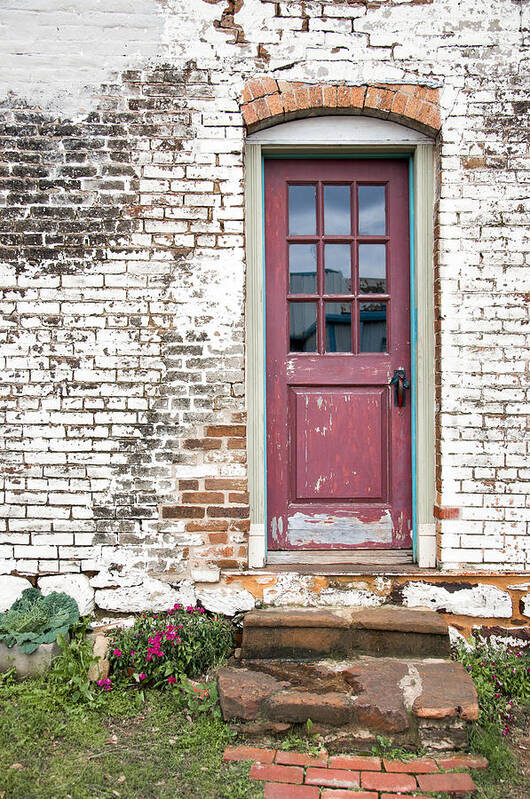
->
(358, 185), (386, 235)
(289, 185), (316, 235)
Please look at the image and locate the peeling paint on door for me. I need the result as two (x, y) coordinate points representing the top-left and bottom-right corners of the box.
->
(287, 510), (393, 547)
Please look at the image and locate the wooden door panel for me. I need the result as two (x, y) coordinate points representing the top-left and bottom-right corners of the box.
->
(292, 387), (387, 501)
(265, 158), (412, 551)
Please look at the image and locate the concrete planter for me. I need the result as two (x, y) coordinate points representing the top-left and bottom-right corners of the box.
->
(0, 639), (62, 679)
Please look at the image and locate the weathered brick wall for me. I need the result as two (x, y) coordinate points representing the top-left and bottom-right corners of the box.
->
(0, 0), (529, 609)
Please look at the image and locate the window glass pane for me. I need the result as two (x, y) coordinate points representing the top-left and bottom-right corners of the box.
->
(325, 301), (351, 352)
(324, 185), (351, 235)
(289, 244), (317, 294)
(289, 302), (317, 352)
(324, 244), (351, 294)
(359, 302), (387, 352)
(359, 244), (386, 293)
(358, 185), (386, 235)
(289, 185), (316, 235)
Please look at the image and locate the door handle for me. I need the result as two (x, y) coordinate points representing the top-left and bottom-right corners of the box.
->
(390, 367), (409, 408)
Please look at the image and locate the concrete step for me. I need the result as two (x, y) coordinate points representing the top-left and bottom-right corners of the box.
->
(241, 605), (450, 660)
(218, 656), (478, 753)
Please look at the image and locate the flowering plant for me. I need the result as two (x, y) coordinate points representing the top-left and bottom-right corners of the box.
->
(456, 640), (530, 737)
(107, 604), (234, 689)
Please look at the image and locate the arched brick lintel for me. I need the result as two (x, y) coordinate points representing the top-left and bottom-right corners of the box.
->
(241, 78), (441, 137)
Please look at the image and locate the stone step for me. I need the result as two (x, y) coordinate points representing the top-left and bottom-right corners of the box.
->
(241, 605), (450, 660)
(218, 656), (478, 753)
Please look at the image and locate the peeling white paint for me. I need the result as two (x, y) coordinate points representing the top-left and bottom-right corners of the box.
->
(521, 594), (530, 618)
(402, 582), (512, 618)
(0, 575), (32, 612)
(261, 573), (382, 608)
(400, 664), (423, 710)
(38, 574), (95, 616)
(196, 585), (255, 616)
(288, 510), (393, 546)
(95, 577), (196, 613)
(448, 626), (472, 651)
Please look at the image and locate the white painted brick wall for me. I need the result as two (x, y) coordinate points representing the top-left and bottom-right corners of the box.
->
(0, 0), (528, 587)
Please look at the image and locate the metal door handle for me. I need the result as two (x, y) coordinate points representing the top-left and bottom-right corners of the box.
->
(390, 367), (409, 407)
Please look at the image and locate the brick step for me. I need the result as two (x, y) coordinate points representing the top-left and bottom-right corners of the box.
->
(218, 656), (478, 753)
(241, 606), (450, 661)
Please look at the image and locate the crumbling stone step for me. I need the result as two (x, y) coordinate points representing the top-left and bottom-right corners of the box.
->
(241, 606), (450, 660)
(218, 656), (478, 752)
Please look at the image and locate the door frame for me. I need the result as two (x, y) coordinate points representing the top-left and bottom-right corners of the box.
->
(245, 118), (436, 568)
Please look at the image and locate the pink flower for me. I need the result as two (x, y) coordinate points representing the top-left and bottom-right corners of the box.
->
(112, 649), (122, 657)
(168, 676), (176, 684)
(138, 673), (146, 681)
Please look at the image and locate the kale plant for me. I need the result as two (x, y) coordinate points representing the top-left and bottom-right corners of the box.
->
(0, 588), (80, 654)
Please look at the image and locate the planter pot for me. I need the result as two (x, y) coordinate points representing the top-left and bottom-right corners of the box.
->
(0, 640), (62, 679)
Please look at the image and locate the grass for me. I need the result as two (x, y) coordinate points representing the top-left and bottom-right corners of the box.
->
(0, 681), (263, 799)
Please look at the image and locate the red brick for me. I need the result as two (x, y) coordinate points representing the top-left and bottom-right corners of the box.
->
(207, 505), (249, 517)
(330, 755), (381, 771)
(417, 772), (476, 794)
(161, 505), (204, 519)
(247, 78), (266, 100)
(181, 491), (224, 504)
(185, 520), (228, 532)
(350, 85), (366, 108)
(250, 763), (304, 784)
(275, 751), (328, 768)
(433, 504), (460, 519)
(178, 479), (199, 490)
(309, 85), (323, 107)
(266, 93), (284, 118)
(337, 86), (352, 107)
(227, 437), (246, 449)
(381, 795), (431, 799)
(208, 532), (228, 544)
(322, 793), (377, 799)
(436, 755), (488, 770)
(281, 90), (297, 113)
(223, 745), (275, 763)
(323, 85), (338, 107)
(260, 76), (279, 96)
(305, 768), (360, 789)
(206, 424), (246, 437)
(264, 784), (319, 799)
(383, 758), (438, 773)
(253, 97), (269, 120)
(228, 491), (249, 503)
(205, 478), (247, 490)
(361, 772), (417, 792)
(295, 87), (310, 110)
(184, 438), (221, 450)
(242, 103), (259, 127)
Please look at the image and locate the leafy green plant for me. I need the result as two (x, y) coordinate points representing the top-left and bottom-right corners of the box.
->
(107, 604), (234, 689)
(370, 734), (416, 761)
(46, 617), (103, 706)
(0, 588), (80, 654)
(179, 677), (221, 718)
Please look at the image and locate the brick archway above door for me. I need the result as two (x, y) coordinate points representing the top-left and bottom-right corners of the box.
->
(241, 79), (440, 137)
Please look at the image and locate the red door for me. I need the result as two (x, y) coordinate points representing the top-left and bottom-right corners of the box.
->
(265, 158), (412, 550)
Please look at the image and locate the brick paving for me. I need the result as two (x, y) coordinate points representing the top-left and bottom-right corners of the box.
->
(223, 745), (482, 797)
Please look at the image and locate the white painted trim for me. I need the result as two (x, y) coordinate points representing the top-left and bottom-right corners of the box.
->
(245, 119), (436, 568)
(247, 116), (433, 146)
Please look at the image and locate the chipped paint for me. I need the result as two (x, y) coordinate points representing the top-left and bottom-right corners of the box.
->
(287, 510), (393, 547)
(401, 581), (513, 619)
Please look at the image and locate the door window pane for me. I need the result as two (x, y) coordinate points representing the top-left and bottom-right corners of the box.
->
(359, 302), (387, 352)
(324, 244), (351, 294)
(289, 302), (317, 352)
(359, 244), (386, 294)
(289, 244), (317, 294)
(324, 185), (351, 235)
(289, 185), (316, 235)
(325, 302), (352, 352)
(358, 185), (386, 235)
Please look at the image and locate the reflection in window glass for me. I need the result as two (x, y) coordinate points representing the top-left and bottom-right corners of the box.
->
(324, 244), (351, 294)
(289, 302), (317, 352)
(289, 244), (317, 294)
(325, 302), (352, 352)
(324, 185), (351, 235)
(358, 185), (386, 235)
(289, 185), (316, 235)
(359, 302), (387, 352)
(359, 244), (386, 294)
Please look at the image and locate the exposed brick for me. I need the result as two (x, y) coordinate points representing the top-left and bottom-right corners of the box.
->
(205, 479), (247, 490)
(434, 505), (460, 520)
(223, 745), (275, 763)
(206, 424), (246, 437)
(322, 793), (378, 799)
(181, 491), (224, 504)
(361, 772), (417, 792)
(383, 758), (438, 773)
(250, 763), (304, 784)
(207, 506), (249, 517)
(275, 751), (328, 767)
(161, 506), (204, 519)
(330, 756), (381, 771)
(185, 520), (229, 532)
(178, 479), (199, 491)
(264, 784), (319, 799)
(183, 439), (222, 451)
(436, 755), (488, 771)
(305, 768), (360, 789)
(417, 772), (476, 794)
